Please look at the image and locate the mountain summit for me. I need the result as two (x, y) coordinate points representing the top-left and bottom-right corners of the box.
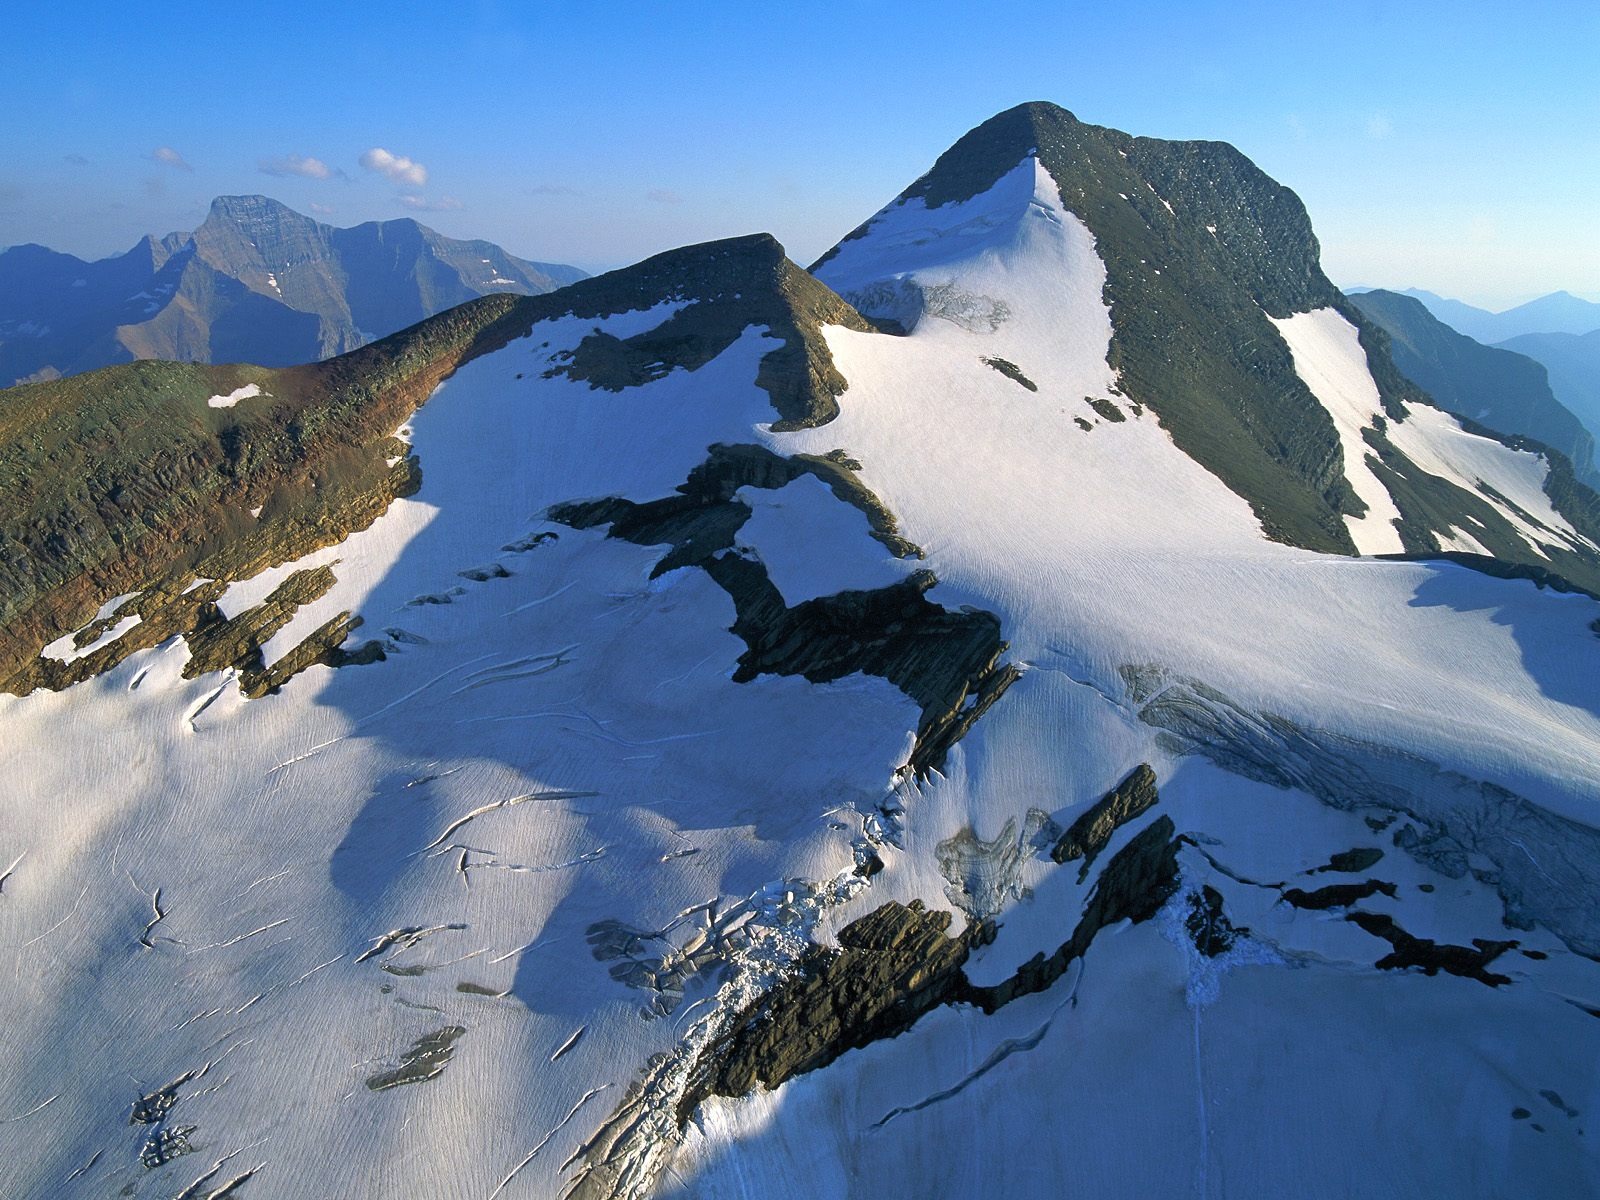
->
(0, 198), (584, 385)
(3, 104), (1600, 1200)
(814, 101), (1600, 586)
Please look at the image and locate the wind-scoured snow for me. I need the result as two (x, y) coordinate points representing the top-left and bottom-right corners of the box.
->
(0, 296), (921, 1199)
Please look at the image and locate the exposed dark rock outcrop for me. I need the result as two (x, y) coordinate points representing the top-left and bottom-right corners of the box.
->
(677, 901), (991, 1122)
(1345, 911), (1517, 987)
(365, 1026), (466, 1091)
(1050, 763), (1160, 881)
(710, 561), (1012, 778)
(546, 233), (876, 429)
(980, 356), (1037, 391)
(1281, 879), (1397, 910)
(967, 815), (1182, 1012)
(1186, 884), (1248, 957)
(676, 807), (1184, 1124)
(1312, 847), (1385, 874)
(550, 441), (920, 565)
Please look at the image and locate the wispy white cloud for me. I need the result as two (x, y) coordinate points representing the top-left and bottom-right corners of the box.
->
(528, 183), (582, 197)
(399, 194), (462, 212)
(149, 146), (192, 171)
(259, 154), (336, 179)
(360, 147), (427, 187)
(1366, 113), (1394, 140)
(308, 202), (337, 216)
(646, 187), (683, 205)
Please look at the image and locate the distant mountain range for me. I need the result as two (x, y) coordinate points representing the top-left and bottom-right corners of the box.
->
(1346, 286), (1600, 343)
(1498, 330), (1600, 446)
(0, 196), (585, 386)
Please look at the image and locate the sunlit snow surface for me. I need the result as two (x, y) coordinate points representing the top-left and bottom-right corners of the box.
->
(205, 383), (265, 409)
(3, 158), (1599, 1198)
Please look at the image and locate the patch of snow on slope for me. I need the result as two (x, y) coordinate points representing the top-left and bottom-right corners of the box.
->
(735, 475), (909, 604)
(1388, 402), (1596, 558)
(1271, 306), (1595, 561)
(38, 591), (143, 662)
(1268, 308), (1405, 554)
(40, 614), (143, 663)
(206, 384), (265, 409)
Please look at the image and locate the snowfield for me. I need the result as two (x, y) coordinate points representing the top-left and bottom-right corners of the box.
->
(205, 383), (266, 409)
(2, 153), (1599, 1200)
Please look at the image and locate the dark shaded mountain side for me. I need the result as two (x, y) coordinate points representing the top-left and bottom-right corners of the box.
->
(1350, 289), (1599, 487)
(0, 234), (877, 693)
(818, 101), (1435, 555)
(1500, 330), (1600, 444)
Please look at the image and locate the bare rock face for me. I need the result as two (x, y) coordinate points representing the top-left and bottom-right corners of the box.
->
(1050, 763), (1160, 879)
(677, 900), (993, 1122)
(673, 800), (1185, 1127)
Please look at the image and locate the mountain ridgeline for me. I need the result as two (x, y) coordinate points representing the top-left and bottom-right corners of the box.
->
(1380, 287), (1600, 344)
(0, 233), (865, 693)
(8, 102), (1600, 693)
(0, 196), (585, 386)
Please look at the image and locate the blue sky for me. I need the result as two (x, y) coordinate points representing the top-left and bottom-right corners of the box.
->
(3, 0), (1595, 307)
